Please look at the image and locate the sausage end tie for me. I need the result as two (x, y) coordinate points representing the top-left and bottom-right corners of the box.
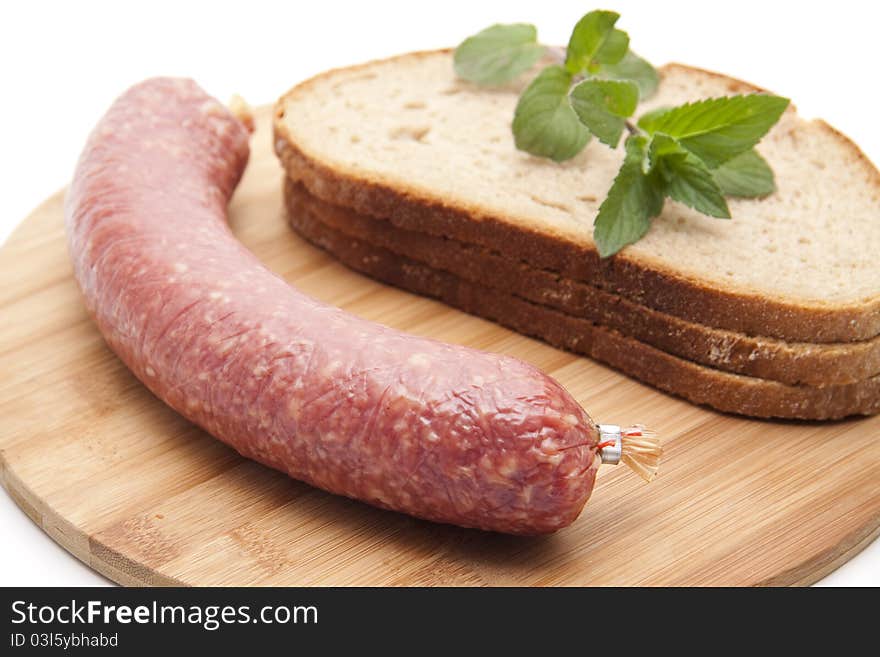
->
(599, 424), (662, 482)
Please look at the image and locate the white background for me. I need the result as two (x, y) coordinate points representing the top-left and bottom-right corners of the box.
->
(1, 0), (878, 585)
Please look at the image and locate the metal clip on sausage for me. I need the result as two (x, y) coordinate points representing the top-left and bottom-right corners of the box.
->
(598, 424), (623, 464)
(598, 424), (661, 482)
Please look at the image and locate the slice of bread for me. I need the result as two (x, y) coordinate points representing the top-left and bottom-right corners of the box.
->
(285, 200), (880, 420)
(274, 50), (880, 343)
(285, 179), (880, 387)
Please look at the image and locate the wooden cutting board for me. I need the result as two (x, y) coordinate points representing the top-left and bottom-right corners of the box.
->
(2, 107), (879, 586)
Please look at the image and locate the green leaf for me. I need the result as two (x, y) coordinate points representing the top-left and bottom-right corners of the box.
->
(634, 94), (790, 167)
(712, 149), (776, 197)
(637, 106), (673, 133)
(565, 10), (630, 75)
(648, 133), (730, 217)
(512, 65), (591, 162)
(647, 132), (685, 171)
(660, 151), (731, 218)
(600, 50), (659, 99)
(454, 24), (545, 85)
(570, 79), (639, 148)
(594, 137), (665, 257)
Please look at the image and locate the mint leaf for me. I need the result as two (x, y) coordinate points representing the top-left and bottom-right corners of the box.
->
(454, 24), (545, 85)
(570, 79), (639, 147)
(649, 133), (730, 218)
(600, 50), (659, 99)
(647, 132), (685, 170)
(565, 10), (629, 75)
(513, 65), (591, 162)
(635, 94), (790, 167)
(660, 152), (731, 218)
(712, 149), (776, 197)
(594, 137), (664, 257)
(637, 106), (673, 133)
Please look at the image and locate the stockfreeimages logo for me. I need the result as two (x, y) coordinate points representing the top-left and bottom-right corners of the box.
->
(11, 599), (318, 631)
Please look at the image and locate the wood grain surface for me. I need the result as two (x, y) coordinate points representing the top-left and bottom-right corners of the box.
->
(1, 107), (879, 586)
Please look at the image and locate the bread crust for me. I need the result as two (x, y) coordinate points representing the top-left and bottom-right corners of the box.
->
(285, 180), (880, 387)
(273, 52), (880, 343)
(285, 201), (880, 420)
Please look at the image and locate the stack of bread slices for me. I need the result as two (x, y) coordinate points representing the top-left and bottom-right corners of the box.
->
(273, 50), (880, 420)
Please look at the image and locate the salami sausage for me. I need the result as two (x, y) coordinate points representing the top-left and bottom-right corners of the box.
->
(65, 78), (602, 534)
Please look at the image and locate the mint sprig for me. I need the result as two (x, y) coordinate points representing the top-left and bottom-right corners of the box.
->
(454, 10), (789, 257)
(637, 95), (790, 167)
(601, 94), (788, 254)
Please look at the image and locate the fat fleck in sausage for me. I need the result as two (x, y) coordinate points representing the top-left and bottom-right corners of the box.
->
(65, 78), (613, 534)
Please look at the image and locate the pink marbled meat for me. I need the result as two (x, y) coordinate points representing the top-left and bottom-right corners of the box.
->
(64, 78), (600, 534)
